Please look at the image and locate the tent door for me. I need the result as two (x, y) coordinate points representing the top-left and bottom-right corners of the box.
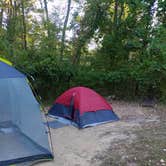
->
(69, 96), (75, 119)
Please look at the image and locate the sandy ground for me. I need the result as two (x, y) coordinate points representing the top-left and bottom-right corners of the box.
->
(35, 101), (164, 166)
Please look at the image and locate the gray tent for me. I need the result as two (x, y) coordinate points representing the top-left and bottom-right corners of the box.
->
(0, 61), (53, 165)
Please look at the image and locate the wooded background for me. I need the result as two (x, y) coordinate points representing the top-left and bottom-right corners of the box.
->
(0, 0), (166, 101)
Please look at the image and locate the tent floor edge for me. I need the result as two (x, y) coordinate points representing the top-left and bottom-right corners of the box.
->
(0, 153), (54, 166)
(79, 118), (120, 129)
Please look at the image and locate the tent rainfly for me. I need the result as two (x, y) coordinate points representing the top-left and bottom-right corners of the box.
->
(48, 87), (119, 128)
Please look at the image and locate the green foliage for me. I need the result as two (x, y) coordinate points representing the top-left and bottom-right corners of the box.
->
(14, 53), (75, 100)
(0, 0), (166, 102)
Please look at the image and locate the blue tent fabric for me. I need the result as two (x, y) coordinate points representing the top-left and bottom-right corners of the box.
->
(49, 103), (119, 129)
(46, 120), (69, 129)
(0, 62), (25, 78)
(79, 110), (119, 128)
(0, 62), (53, 165)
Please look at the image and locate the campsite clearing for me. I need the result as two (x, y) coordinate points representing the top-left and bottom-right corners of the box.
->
(37, 101), (166, 166)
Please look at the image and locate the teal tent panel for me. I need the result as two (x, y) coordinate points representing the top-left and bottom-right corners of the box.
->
(0, 62), (25, 78)
(0, 78), (52, 165)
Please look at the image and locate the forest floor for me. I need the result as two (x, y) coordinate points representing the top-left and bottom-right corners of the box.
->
(36, 101), (166, 166)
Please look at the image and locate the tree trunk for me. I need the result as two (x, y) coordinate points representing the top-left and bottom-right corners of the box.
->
(119, 2), (124, 24)
(72, 42), (82, 64)
(0, 9), (3, 28)
(43, 0), (50, 37)
(13, 0), (17, 18)
(6, 1), (13, 41)
(113, 0), (118, 32)
(60, 0), (71, 60)
(21, 0), (27, 50)
(6, 0), (14, 55)
(39, 0), (43, 8)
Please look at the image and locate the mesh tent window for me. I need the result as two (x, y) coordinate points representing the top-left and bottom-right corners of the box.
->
(0, 61), (53, 165)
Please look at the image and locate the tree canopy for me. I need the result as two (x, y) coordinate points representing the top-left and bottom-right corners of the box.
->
(0, 0), (166, 101)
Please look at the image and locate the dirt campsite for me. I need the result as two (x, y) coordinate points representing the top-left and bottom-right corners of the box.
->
(36, 100), (166, 166)
(0, 0), (166, 165)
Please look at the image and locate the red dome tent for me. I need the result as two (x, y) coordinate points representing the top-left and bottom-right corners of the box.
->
(48, 87), (119, 128)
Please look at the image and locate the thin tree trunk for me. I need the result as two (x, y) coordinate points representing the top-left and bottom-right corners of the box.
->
(39, 0), (43, 8)
(7, 0), (13, 27)
(13, 1), (17, 18)
(72, 38), (83, 65)
(0, 9), (3, 28)
(6, 1), (13, 39)
(114, 0), (118, 31)
(6, 0), (14, 55)
(119, 2), (124, 24)
(21, 0), (27, 50)
(43, 0), (50, 37)
(60, 0), (71, 60)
